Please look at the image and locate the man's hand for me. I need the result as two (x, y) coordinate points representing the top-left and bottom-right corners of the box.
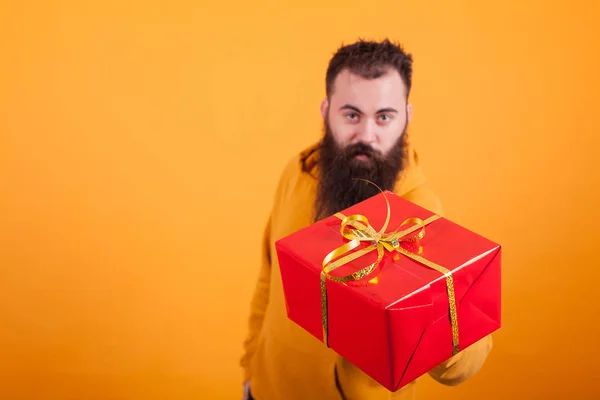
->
(242, 381), (251, 400)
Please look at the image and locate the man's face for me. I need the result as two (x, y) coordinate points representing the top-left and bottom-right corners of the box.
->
(314, 68), (412, 221)
(320, 67), (412, 158)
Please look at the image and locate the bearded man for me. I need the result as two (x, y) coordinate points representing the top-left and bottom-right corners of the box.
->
(240, 39), (493, 400)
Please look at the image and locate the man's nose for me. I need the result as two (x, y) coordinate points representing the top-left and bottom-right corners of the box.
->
(356, 119), (377, 143)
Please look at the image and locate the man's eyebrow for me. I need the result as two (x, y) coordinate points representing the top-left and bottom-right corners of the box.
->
(338, 104), (399, 114)
(376, 107), (398, 114)
(339, 104), (362, 113)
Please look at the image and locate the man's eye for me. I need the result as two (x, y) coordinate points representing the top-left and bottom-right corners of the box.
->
(379, 114), (391, 122)
(346, 113), (358, 120)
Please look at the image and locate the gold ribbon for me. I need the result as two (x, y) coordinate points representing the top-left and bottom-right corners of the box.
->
(319, 183), (460, 356)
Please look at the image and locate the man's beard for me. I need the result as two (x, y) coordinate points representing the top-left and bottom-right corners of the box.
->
(313, 122), (409, 222)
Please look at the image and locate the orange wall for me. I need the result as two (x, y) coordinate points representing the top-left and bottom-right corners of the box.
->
(1, 1), (599, 399)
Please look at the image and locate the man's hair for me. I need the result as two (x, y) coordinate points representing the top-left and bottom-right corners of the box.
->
(325, 38), (413, 98)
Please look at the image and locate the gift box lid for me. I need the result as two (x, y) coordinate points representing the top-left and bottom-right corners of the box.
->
(276, 191), (501, 308)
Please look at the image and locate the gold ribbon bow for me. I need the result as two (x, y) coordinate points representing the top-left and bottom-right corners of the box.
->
(319, 182), (460, 356)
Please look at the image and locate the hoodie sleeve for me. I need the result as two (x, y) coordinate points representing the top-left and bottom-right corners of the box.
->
(334, 185), (493, 399)
(239, 155), (298, 383)
(239, 214), (272, 383)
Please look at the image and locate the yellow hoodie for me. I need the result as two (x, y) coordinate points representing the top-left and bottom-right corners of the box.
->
(240, 141), (493, 400)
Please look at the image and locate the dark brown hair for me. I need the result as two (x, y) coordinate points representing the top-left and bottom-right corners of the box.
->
(325, 38), (413, 98)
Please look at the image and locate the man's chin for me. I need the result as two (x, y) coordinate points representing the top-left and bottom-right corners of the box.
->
(348, 159), (376, 175)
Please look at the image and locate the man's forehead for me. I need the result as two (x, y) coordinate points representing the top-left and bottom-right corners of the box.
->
(330, 68), (407, 109)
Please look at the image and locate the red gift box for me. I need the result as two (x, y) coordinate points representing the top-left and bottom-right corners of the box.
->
(275, 190), (501, 392)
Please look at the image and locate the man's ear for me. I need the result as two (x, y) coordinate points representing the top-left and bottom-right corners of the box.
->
(406, 103), (413, 123)
(320, 98), (329, 121)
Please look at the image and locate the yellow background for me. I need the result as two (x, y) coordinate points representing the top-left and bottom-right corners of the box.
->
(1, 1), (599, 399)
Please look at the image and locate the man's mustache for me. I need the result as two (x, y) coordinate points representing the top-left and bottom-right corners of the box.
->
(343, 142), (382, 159)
